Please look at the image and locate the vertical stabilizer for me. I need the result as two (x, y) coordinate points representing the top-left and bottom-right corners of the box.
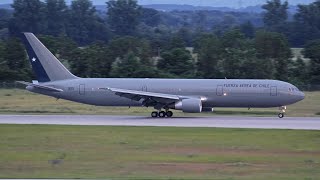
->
(21, 32), (78, 82)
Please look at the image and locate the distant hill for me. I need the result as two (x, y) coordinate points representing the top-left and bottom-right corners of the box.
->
(94, 4), (300, 14)
(0, 4), (11, 9)
(142, 4), (233, 12)
(0, 3), (299, 14)
(237, 5), (298, 13)
(96, 4), (235, 13)
(142, 4), (299, 14)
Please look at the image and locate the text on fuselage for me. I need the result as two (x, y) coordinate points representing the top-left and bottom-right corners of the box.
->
(223, 84), (270, 88)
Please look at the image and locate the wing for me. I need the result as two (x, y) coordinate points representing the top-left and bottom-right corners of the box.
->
(16, 81), (63, 92)
(104, 87), (182, 109)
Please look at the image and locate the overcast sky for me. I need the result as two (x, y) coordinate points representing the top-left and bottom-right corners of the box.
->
(0, 0), (316, 8)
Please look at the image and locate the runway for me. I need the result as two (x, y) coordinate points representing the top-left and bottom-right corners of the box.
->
(0, 115), (320, 130)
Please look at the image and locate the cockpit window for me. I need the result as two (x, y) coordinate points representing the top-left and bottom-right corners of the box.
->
(289, 87), (300, 92)
(289, 87), (299, 92)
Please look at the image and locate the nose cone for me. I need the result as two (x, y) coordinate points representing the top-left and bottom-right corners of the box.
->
(295, 91), (305, 102)
(299, 91), (305, 101)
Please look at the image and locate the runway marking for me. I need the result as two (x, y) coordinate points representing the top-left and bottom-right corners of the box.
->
(0, 115), (319, 130)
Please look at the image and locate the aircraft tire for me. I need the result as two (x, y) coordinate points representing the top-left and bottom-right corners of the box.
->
(159, 111), (166, 118)
(166, 111), (173, 118)
(278, 113), (284, 118)
(151, 111), (158, 118)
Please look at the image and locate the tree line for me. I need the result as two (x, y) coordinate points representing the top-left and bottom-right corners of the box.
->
(0, 0), (320, 87)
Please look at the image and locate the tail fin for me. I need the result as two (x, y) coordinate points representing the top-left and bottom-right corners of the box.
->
(21, 32), (78, 82)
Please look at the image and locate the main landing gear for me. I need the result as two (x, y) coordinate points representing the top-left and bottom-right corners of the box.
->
(151, 110), (173, 118)
(278, 106), (286, 118)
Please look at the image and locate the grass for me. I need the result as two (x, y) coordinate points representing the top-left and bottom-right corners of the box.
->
(0, 89), (319, 117)
(0, 125), (319, 179)
(0, 89), (319, 179)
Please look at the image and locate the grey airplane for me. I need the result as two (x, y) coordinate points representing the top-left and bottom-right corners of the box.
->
(18, 33), (305, 118)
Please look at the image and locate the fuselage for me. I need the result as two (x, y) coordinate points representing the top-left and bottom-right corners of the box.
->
(28, 78), (305, 109)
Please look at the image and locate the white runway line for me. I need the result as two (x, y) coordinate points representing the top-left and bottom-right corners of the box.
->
(0, 115), (319, 130)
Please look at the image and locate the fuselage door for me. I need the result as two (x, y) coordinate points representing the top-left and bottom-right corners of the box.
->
(270, 86), (277, 96)
(79, 84), (85, 95)
(142, 85), (147, 92)
(216, 85), (223, 96)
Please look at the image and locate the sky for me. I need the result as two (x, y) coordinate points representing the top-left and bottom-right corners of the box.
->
(0, 0), (316, 8)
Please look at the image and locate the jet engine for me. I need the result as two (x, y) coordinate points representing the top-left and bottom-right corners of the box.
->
(173, 98), (202, 113)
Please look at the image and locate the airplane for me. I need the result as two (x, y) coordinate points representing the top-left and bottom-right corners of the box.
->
(17, 33), (305, 118)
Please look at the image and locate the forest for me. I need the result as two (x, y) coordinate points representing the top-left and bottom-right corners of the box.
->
(0, 0), (320, 88)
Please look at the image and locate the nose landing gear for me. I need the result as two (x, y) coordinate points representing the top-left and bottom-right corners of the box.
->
(151, 110), (173, 118)
(278, 113), (284, 118)
(278, 106), (286, 118)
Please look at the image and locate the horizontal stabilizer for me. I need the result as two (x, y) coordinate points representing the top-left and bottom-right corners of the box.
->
(16, 81), (63, 92)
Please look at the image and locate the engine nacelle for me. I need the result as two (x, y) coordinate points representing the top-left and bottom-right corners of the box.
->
(174, 99), (202, 113)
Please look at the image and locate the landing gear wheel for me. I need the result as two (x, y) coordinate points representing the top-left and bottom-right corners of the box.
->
(166, 111), (173, 118)
(278, 106), (286, 118)
(151, 111), (158, 118)
(159, 111), (166, 118)
(278, 113), (284, 118)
